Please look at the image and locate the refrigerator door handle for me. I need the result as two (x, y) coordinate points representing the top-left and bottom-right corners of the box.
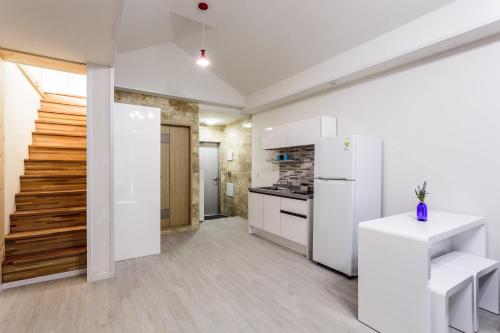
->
(316, 177), (355, 181)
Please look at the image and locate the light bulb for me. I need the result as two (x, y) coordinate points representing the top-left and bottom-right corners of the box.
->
(196, 49), (210, 67)
(203, 118), (217, 125)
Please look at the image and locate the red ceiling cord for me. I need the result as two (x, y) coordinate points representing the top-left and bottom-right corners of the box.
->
(196, 2), (210, 67)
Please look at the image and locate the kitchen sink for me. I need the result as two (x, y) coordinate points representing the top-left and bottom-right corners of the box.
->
(260, 186), (286, 191)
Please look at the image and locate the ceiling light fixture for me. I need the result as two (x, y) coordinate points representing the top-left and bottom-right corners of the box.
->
(203, 118), (218, 126)
(196, 2), (210, 67)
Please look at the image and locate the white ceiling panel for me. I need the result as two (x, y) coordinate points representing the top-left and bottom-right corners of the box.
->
(0, 0), (123, 65)
(118, 0), (454, 94)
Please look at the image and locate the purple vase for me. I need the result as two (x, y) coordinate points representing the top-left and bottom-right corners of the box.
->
(417, 202), (428, 222)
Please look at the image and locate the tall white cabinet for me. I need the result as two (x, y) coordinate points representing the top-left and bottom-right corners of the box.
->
(113, 103), (161, 261)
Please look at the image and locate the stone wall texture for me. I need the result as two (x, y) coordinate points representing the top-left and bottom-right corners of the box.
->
(199, 116), (252, 219)
(115, 90), (200, 229)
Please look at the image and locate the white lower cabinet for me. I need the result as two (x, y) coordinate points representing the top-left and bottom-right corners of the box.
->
(281, 197), (308, 216)
(248, 191), (312, 257)
(263, 195), (281, 234)
(280, 212), (308, 245)
(248, 192), (264, 229)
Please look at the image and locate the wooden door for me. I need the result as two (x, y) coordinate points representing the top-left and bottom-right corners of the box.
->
(160, 125), (170, 230)
(169, 126), (191, 227)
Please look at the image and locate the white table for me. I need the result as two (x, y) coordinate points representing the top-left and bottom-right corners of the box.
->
(358, 211), (486, 333)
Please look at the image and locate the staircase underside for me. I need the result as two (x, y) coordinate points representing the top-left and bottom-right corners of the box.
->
(2, 93), (87, 283)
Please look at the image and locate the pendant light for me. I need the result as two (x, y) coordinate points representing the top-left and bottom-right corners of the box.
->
(196, 2), (210, 67)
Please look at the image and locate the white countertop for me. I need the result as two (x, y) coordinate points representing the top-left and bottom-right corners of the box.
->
(359, 211), (484, 243)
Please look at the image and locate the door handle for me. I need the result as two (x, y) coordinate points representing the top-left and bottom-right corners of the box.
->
(211, 177), (218, 182)
(280, 210), (307, 219)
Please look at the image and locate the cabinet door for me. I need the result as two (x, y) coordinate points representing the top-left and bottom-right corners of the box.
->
(286, 116), (337, 147)
(280, 212), (308, 245)
(248, 192), (264, 229)
(286, 117), (320, 147)
(263, 195), (281, 235)
(262, 124), (286, 149)
(281, 197), (308, 216)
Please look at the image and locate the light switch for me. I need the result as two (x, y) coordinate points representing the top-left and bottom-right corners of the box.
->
(227, 150), (233, 161)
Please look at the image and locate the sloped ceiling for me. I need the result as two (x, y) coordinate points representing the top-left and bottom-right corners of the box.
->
(0, 0), (123, 65)
(0, 0), (456, 92)
(118, 0), (454, 95)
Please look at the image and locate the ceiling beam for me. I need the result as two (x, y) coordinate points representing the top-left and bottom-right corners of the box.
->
(0, 48), (86, 74)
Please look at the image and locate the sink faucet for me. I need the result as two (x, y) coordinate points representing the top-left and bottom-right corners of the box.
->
(275, 175), (292, 189)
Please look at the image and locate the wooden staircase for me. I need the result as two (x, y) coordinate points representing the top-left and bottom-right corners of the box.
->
(2, 93), (87, 283)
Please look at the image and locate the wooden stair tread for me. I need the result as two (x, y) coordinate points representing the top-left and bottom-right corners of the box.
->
(10, 206), (86, 218)
(41, 99), (86, 107)
(21, 174), (86, 178)
(25, 158), (86, 162)
(36, 119), (86, 127)
(44, 92), (86, 99)
(38, 106), (87, 115)
(30, 145), (86, 150)
(33, 130), (86, 138)
(42, 94), (86, 107)
(16, 189), (86, 197)
(4, 247), (86, 265)
(19, 174), (87, 180)
(39, 107), (86, 116)
(5, 225), (86, 240)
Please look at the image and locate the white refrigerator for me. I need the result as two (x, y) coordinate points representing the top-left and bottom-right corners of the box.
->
(313, 135), (382, 276)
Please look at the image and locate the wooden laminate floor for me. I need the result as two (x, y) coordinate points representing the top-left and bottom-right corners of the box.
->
(0, 217), (499, 332)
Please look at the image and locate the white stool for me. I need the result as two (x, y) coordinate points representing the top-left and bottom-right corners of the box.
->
(433, 251), (499, 331)
(429, 262), (474, 333)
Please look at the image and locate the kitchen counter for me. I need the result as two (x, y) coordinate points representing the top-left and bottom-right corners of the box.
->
(248, 186), (314, 200)
(248, 186), (314, 258)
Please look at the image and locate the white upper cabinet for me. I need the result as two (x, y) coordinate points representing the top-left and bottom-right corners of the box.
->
(286, 116), (336, 147)
(262, 124), (286, 149)
(261, 116), (336, 149)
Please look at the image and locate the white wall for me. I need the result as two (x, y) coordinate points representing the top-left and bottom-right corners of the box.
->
(25, 66), (87, 96)
(245, 0), (500, 112)
(114, 42), (245, 108)
(252, 35), (500, 262)
(87, 64), (114, 281)
(3, 62), (40, 233)
(0, 59), (4, 237)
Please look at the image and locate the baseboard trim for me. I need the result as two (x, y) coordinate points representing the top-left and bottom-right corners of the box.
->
(161, 224), (200, 235)
(1, 269), (87, 290)
(88, 271), (114, 282)
(251, 227), (307, 256)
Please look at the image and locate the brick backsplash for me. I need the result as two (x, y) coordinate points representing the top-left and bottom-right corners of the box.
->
(278, 145), (315, 189)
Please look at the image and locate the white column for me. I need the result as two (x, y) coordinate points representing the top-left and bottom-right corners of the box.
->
(86, 63), (114, 282)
